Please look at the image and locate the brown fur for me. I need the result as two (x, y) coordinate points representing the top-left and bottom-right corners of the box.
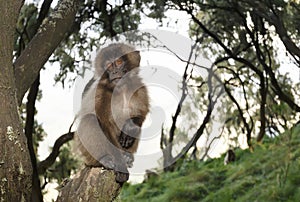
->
(76, 43), (149, 183)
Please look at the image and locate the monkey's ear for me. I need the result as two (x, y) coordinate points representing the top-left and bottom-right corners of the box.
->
(125, 51), (141, 68)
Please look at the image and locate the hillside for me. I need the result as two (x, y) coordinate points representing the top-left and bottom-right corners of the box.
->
(120, 125), (300, 202)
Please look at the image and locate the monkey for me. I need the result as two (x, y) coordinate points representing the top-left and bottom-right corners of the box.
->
(76, 43), (149, 183)
(224, 149), (236, 165)
(143, 169), (159, 182)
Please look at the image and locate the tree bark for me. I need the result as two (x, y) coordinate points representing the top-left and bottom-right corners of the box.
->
(56, 167), (121, 202)
(14, 0), (80, 105)
(0, 0), (33, 200)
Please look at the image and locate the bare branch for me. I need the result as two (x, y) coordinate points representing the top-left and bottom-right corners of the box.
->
(168, 44), (195, 144)
(161, 43), (197, 171)
(173, 66), (223, 162)
(37, 131), (74, 175)
(200, 131), (222, 161)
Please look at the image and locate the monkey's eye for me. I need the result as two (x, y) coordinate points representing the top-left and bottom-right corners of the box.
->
(115, 58), (123, 66)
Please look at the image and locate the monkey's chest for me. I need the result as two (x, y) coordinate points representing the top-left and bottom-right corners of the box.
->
(106, 94), (134, 133)
(110, 92), (139, 118)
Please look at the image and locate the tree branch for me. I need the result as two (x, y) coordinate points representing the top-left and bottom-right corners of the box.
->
(24, 74), (43, 201)
(56, 167), (121, 202)
(223, 81), (252, 147)
(162, 43), (195, 171)
(22, 1), (54, 200)
(250, 2), (300, 64)
(37, 131), (74, 175)
(247, 12), (300, 112)
(14, 0), (80, 105)
(172, 67), (223, 162)
(178, 1), (300, 113)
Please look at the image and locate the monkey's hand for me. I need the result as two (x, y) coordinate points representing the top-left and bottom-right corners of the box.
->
(119, 118), (141, 149)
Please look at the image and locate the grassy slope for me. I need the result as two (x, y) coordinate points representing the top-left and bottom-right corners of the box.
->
(121, 125), (300, 202)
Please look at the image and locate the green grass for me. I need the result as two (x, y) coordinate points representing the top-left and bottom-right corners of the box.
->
(120, 125), (300, 201)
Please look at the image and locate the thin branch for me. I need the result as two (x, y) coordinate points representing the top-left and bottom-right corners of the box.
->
(224, 80), (252, 147)
(247, 11), (300, 112)
(200, 126), (224, 161)
(252, 5), (300, 64)
(216, 65), (254, 131)
(173, 66), (223, 161)
(37, 128), (75, 175)
(169, 44), (196, 144)
(161, 44), (196, 171)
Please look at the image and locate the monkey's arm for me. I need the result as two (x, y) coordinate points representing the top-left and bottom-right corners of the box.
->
(76, 113), (129, 182)
(119, 86), (149, 153)
(119, 118), (141, 149)
(94, 81), (125, 149)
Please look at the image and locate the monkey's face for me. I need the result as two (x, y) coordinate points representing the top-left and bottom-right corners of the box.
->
(105, 57), (127, 84)
(104, 51), (141, 85)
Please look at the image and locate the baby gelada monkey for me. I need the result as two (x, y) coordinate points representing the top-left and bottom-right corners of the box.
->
(76, 43), (149, 183)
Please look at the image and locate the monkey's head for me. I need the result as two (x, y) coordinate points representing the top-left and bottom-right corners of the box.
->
(94, 43), (141, 85)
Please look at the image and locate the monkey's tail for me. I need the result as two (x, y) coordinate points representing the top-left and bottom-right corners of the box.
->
(68, 115), (78, 134)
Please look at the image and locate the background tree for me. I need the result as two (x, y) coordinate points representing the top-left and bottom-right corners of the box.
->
(0, 1), (32, 200)
(159, 0), (300, 164)
(1, 0), (166, 200)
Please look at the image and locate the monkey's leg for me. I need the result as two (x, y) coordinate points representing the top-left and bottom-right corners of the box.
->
(77, 114), (129, 183)
(98, 154), (115, 169)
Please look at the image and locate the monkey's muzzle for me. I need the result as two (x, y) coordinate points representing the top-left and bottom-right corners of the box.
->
(108, 68), (127, 84)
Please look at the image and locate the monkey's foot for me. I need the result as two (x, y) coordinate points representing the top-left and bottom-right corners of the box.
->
(100, 155), (115, 170)
(115, 171), (129, 183)
(123, 152), (134, 168)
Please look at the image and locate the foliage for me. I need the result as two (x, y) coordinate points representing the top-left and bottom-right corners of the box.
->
(49, 0), (166, 87)
(13, 0), (166, 193)
(15, 3), (38, 57)
(171, 0), (300, 147)
(15, 1), (167, 87)
(121, 124), (300, 201)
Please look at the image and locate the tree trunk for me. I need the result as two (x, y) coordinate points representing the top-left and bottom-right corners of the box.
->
(0, 0), (32, 200)
(56, 167), (121, 202)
